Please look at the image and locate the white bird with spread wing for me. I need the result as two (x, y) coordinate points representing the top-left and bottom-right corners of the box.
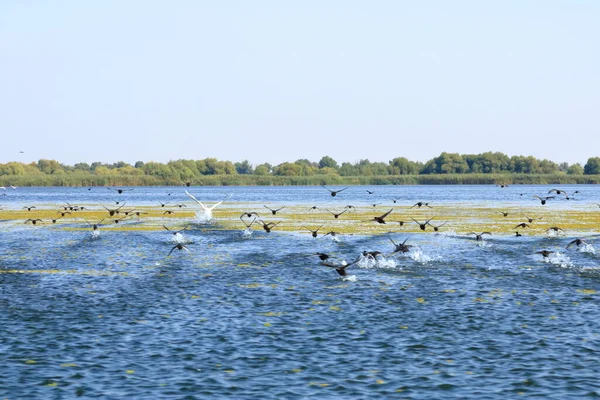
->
(185, 190), (232, 221)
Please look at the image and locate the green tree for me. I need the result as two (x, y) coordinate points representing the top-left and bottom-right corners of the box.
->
(37, 159), (65, 174)
(254, 163), (272, 175)
(567, 163), (584, 175)
(389, 157), (420, 175)
(584, 157), (600, 175)
(235, 160), (254, 174)
(318, 156), (339, 170)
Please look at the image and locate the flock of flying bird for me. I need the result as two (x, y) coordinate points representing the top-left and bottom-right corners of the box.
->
(1, 184), (598, 276)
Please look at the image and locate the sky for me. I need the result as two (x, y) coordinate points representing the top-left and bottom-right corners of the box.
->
(0, 1), (598, 167)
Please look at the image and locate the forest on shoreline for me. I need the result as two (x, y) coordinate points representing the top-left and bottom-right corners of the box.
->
(2, 152), (600, 186)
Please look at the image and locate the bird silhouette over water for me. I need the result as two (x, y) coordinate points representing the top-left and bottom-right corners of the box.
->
(548, 189), (567, 196)
(320, 255), (361, 276)
(514, 223), (531, 229)
(566, 238), (587, 249)
(241, 211), (260, 219)
(536, 250), (554, 258)
(163, 225), (189, 235)
(327, 209), (348, 219)
(411, 202), (432, 209)
(25, 218), (43, 225)
(86, 219), (104, 230)
(311, 252), (331, 261)
(322, 231), (341, 241)
(469, 232), (492, 241)
(546, 226), (564, 234)
(499, 211), (509, 217)
(23, 206), (36, 211)
(412, 218), (433, 231)
(107, 187), (133, 194)
(304, 225), (324, 238)
(533, 195), (554, 205)
(369, 209), (393, 224)
(168, 243), (191, 256)
(264, 205), (285, 215)
(321, 185), (348, 197)
(362, 250), (383, 259)
(522, 215), (541, 223)
(366, 189), (375, 195)
(389, 236), (412, 253)
(428, 222), (447, 232)
(103, 204), (125, 216)
(257, 220), (280, 233)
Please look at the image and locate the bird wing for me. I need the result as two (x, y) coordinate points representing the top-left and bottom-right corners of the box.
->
(185, 190), (208, 210)
(379, 209), (393, 219)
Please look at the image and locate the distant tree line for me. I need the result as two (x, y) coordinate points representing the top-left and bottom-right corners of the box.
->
(1, 153), (600, 183)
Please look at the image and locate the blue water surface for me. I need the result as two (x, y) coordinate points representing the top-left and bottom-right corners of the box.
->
(1, 185), (600, 399)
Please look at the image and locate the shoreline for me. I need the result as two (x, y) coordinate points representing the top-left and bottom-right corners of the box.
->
(2, 173), (600, 187)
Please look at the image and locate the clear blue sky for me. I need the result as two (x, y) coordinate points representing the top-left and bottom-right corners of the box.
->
(1, 1), (598, 166)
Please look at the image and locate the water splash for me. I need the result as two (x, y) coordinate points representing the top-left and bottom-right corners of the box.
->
(170, 232), (191, 244)
(241, 228), (253, 239)
(544, 252), (574, 268)
(342, 275), (358, 282)
(195, 211), (212, 224)
(90, 230), (100, 240)
(578, 243), (596, 255)
(408, 248), (442, 264)
(356, 254), (399, 270)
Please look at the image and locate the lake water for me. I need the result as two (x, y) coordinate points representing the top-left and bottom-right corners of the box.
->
(1, 185), (600, 398)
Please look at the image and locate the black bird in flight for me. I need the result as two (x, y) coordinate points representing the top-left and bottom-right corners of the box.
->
(522, 215), (541, 223)
(86, 219), (105, 230)
(469, 232), (492, 241)
(320, 255), (361, 276)
(257, 220), (280, 233)
(304, 224), (324, 238)
(428, 221), (447, 232)
(327, 209), (348, 219)
(321, 185), (348, 197)
(566, 238), (587, 249)
(163, 225), (189, 235)
(168, 243), (191, 256)
(533, 195), (554, 205)
(389, 236), (412, 253)
(103, 204), (125, 216)
(107, 187), (133, 194)
(411, 202), (432, 209)
(264, 205), (286, 215)
(536, 250), (554, 258)
(241, 211), (260, 219)
(412, 218), (433, 231)
(369, 209), (393, 224)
